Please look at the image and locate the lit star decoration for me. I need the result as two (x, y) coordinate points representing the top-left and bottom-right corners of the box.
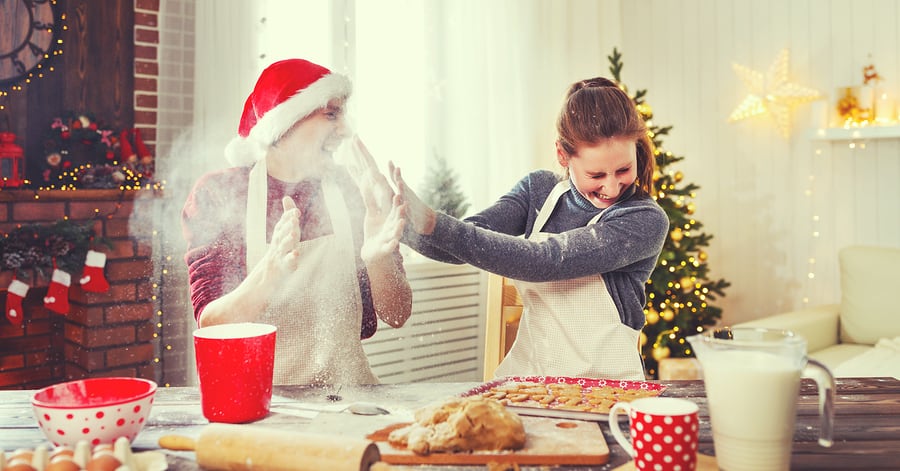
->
(728, 49), (821, 138)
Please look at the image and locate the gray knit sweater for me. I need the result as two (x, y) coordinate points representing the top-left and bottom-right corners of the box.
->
(405, 170), (669, 330)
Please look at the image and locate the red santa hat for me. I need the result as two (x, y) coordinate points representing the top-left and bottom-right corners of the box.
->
(224, 59), (352, 166)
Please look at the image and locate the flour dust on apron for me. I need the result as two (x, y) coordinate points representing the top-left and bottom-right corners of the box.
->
(246, 161), (377, 385)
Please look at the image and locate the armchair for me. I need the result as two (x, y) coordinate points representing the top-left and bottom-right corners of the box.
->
(735, 245), (900, 378)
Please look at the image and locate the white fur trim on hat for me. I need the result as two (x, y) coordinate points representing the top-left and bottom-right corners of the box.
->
(224, 73), (352, 167)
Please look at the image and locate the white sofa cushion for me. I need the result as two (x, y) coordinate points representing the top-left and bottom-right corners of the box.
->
(735, 304), (840, 354)
(839, 246), (900, 344)
(810, 343), (875, 372)
(832, 337), (900, 378)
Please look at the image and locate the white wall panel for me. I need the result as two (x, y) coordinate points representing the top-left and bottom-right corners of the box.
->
(610, 0), (900, 325)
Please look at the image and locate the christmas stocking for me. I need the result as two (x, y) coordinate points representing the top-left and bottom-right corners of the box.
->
(44, 269), (71, 315)
(134, 128), (152, 160)
(6, 279), (29, 327)
(120, 129), (136, 163)
(80, 250), (110, 293)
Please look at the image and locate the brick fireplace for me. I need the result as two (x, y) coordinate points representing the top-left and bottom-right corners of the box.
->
(0, 0), (169, 390)
(0, 190), (160, 389)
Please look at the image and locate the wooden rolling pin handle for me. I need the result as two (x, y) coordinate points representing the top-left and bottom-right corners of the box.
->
(158, 434), (196, 451)
(159, 425), (391, 471)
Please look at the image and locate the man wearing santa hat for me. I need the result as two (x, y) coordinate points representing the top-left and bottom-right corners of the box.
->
(182, 58), (412, 385)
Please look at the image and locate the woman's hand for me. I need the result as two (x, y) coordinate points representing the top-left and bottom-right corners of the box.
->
(389, 161), (437, 235)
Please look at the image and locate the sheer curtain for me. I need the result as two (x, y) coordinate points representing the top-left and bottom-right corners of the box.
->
(353, 0), (550, 210)
(191, 0), (261, 178)
(448, 0), (620, 208)
(425, 0), (548, 209)
(189, 0), (615, 211)
(354, 0), (617, 210)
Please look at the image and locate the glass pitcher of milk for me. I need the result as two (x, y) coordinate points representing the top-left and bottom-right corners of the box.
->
(688, 327), (834, 471)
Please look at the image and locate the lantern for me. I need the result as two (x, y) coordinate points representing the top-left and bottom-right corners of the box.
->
(0, 132), (25, 188)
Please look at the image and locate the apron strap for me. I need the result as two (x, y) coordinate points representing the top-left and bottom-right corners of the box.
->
(320, 175), (353, 246)
(532, 180), (572, 233)
(246, 162), (353, 272)
(534, 179), (608, 235)
(246, 159), (268, 272)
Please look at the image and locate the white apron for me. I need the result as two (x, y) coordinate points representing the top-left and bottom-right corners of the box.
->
(494, 180), (645, 380)
(246, 160), (377, 385)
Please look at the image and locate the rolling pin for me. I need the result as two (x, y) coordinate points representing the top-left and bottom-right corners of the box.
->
(159, 423), (393, 471)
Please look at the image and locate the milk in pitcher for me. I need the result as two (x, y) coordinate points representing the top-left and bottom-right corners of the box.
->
(702, 349), (801, 471)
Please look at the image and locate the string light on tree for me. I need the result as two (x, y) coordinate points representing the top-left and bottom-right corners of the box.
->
(728, 49), (822, 138)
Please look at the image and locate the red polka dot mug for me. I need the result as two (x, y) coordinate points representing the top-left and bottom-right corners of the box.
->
(609, 397), (700, 471)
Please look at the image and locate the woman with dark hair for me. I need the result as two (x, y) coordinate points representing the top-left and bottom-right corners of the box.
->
(376, 77), (667, 379)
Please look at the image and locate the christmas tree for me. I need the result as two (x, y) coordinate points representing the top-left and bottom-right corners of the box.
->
(420, 151), (470, 218)
(607, 48), (731, 378)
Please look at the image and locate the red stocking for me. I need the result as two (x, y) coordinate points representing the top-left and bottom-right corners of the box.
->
(134, 128), (152, 159)
(79, 250), (110, 293)
(43, 269), (71, 315)
(120, 129), (136, 163)
(6, 279), (29, 326)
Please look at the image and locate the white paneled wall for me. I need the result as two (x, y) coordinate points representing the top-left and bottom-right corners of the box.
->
(363, 259), (487, 383)
(612, 0), (900, 324)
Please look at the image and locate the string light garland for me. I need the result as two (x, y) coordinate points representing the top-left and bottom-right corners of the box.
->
(35, 112), (162, 191)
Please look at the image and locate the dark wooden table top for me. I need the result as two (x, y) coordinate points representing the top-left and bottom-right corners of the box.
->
(2, 377), (899, 470)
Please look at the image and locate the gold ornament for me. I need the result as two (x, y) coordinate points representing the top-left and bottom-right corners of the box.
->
(662, 308), (676, 321)
(679, 276), (693, 291)
(728, 49), (821, 138)
(652, 346), (671, 361)
(674, 171), (683, 182)
(686, 202), (696, 215)
(836, 87), (859, 121)
(636, 102), (653, 120)
(697, 250), (708, 261)
(646, 309), (660, 325)
(639, 331), (648, 347)
(670, 227), (684, 242)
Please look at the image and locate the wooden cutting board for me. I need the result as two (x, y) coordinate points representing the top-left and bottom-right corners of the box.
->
(367, 416), (609, 466)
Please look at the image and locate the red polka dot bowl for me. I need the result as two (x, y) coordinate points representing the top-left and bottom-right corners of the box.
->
(31, 377), (157, 447)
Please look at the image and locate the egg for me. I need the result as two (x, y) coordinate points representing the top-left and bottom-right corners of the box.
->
(45, 456), (79, 471)
(48, 447), (74, 461)
(7, 450), (34, 463)
(85, 452), (120, 471)
(92, 445), (113, 454)
(4, 458), (36, 471)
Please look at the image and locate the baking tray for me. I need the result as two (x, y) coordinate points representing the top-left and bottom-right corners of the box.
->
(461, 375), (666, 421)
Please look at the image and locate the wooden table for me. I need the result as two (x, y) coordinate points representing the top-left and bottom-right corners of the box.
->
(2, 377), (899, 470)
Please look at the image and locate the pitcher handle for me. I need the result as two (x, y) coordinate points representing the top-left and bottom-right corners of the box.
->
(803, 358), (835, 447)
